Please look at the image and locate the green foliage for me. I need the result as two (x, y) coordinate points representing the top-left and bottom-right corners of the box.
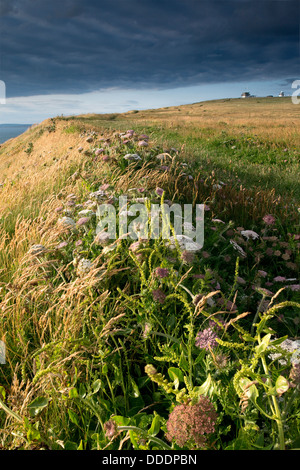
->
(24, 142), (33, 155)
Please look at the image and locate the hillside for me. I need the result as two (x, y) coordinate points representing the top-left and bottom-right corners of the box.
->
(69, 96), (300, 200)
(0, 97), (299, 450)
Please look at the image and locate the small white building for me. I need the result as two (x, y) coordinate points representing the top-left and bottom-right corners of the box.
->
(241, 92), (250, 98)
(279, 91), (285, 97)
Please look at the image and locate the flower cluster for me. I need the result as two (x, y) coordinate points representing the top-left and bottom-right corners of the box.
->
(76, 258), (93, 277)
(154, 267), (170, 278)
(165, 398), (218, 448)
(195, 327), (219, 351)
(152, 289), (166, 304)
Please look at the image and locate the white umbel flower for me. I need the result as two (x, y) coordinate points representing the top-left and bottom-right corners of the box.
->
(58, 216), (76, 228)
(89, 190), (106, 202)
(28, 244), (47, 255)
(268, 339), (300, 365)
(168, 235), (202, 252)
(78, 209), (95, 218)
(241, 230), (259, 240)
(76, 258), (93, 277)
(123, 154), (141, 161)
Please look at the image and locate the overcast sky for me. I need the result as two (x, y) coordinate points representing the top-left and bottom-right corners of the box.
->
(0, 0), (299, 123)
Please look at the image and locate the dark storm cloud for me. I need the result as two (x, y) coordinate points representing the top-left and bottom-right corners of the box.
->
(0, 0), (299, 97)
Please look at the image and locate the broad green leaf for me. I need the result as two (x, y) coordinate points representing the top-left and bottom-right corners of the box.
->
(197, 374), (212, 397)
(78, 383), (86, 398)
(179, 349), (189, 371)
(256, 334), (271, 355)
(239, 377), (259, 402)
(129, 430), (139, 449)
(27, 427), (41, 443)
(130, 378), (140, 398)
(68, 409), (79, 425)
(91, 379), (102, 395)
(111, 415), (130, 426)
(28, 396), (51, 417)
(275, 375), (289, 395)
(64, 441), (78, 450)
(168, 367), (184, 389)
(68, 387), (78, 398)
(148, 414), (161, 437)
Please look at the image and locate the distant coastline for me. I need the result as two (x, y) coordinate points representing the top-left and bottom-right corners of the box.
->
(0, 124), (32, 144)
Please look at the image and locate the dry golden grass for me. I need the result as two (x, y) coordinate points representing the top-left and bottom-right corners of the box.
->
(119, 97), (300, 145)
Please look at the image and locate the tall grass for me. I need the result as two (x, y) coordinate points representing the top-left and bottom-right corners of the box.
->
(0, 106), (299, 450)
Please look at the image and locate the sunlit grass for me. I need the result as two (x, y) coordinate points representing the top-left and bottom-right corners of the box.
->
(0, 99), (299, 450)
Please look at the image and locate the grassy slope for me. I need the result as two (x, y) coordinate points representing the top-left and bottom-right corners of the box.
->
(0, 97), (299, 450)
(68, 97), (300, 201)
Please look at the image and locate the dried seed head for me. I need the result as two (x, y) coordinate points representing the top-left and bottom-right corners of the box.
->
(104, 420), (118, 439)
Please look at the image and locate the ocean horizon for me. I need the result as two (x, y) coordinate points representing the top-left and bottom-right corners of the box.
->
(0, 124), (32, 144)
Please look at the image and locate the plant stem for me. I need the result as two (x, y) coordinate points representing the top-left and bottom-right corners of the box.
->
(259, 351), (285, 450)
(0, 397), (23, 423)
(251, 295), (265, 338)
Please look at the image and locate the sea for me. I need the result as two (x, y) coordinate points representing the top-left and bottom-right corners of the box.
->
(0, 124), (32, 144)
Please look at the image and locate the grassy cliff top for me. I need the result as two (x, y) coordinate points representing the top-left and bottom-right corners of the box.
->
(0, 97), (299, 450)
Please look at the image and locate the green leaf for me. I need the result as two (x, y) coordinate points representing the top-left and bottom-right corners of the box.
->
(28, 396), (51, 417)
(69, 387), (78, 398)
(270, 336), (288, 347)
(78, 383), (86, 398)
(112, 415), (130, 426)
(64, 441), (78, 450)
(91, 379), (102, 395)
(256, 333), (271, 355)
(168, 367), (184, 389)
(255, 431), (265, 448)
(130, 378), (140, 398)
(77, 440), (84, 450)
(148, 414), (161, 437)
(239, 377), (259, 402)
(275, 375), (289, 395)
(68, 409), (79, 425)
(27, 426), (41, 443)
(179, 351), (189, 371)
(129, 430), (139, 449)
(0, 386), (6, 400)
(256, 315), (273, 334)
(197, 374), (212, 397)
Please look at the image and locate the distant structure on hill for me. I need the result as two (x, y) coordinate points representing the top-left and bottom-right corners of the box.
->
(279, 91), (285, 97)
(241, 92), (256, 98)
